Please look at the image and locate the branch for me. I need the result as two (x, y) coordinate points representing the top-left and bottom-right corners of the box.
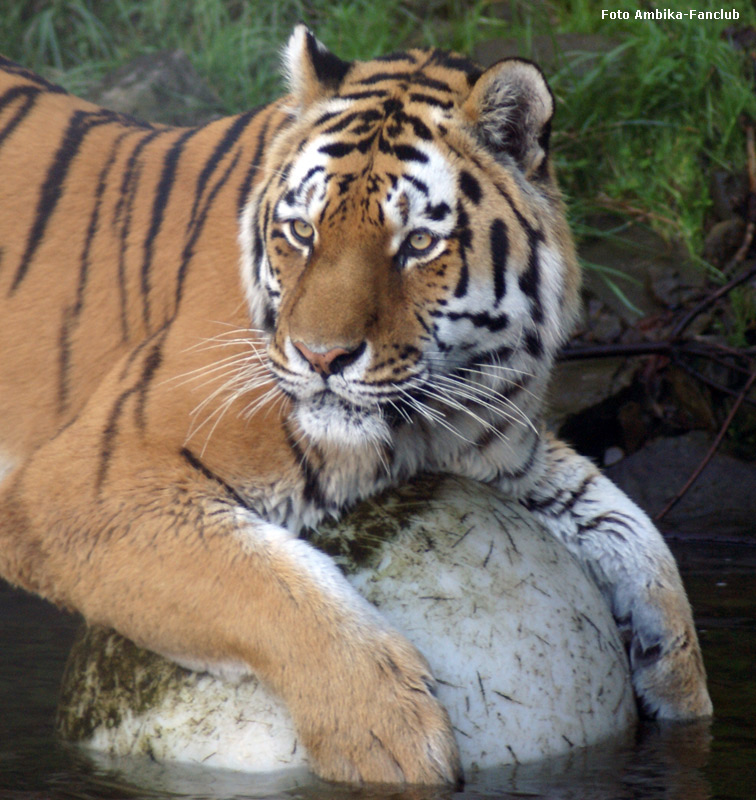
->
(671, 261), (756, 339)
(655, 369), (756, 522)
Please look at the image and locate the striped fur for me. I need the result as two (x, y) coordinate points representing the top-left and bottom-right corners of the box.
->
(0, 26), (710, 785)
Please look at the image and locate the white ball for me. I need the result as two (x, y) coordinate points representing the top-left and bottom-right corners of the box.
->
(57, 475), (636, 776)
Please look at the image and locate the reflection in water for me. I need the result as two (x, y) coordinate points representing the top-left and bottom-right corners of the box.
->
(0, 540), (753, 800)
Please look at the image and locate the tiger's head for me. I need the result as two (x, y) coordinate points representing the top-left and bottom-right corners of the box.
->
(240, 26), (580, 450)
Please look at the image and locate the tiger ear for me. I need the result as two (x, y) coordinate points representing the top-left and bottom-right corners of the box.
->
(283, 25), (353, 111)
(462, 58), (554, 178)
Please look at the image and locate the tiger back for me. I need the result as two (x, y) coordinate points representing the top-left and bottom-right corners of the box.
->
(0, 25), (711, 787)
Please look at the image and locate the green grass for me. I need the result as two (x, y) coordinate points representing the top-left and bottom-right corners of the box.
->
(1, 0), (755, 267)
(541, 0), (756, 262)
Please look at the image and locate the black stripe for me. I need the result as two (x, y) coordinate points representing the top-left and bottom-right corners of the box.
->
(459, 170), (481, 205)
(236, 107), (276, 216)
(444, 309), (509, 333)
(490, 218), (508, 304)
(189, 107), (261, 229)
(58, 131), (130, 413)
(426, 201), (450, 221)
(256, 199), (272, 286)
(97, 329), (168, 490)
(476, 345), (513, 368)
(180, 447), (255, 512)
(319, 140), (355, 158)
(114, 129), (163, 229)
(453, 203), (472, 297)
(0, 85), (41, 150)
(374, 51), (417, 64)
(524, 329), (543, 357)
(494, 180), (543, 241)
(408, 92), (453, 109)
(284, 425), (327, 509)
(475, 416), (511, 451)
(174, 148), (242, 314)
(250, 206), (266, 285)
(403, 113), (433, 141)
(300, 165), (326, 186)
(97, 384), (135, 491)
(10, 109), (117, 293)
(392, 143), (428, 163)
(340, 89), (389, 101)
(492, 182), (544, 321)
(322, 110), (362, 135)
(522, 474), (594, 515)
(140, 127), (201, 327)
(0, 56), (67, 92)
(114, 129), (164, 340)
(404, 174), (429, 195)
(277, 160), (292, 185)
(134, 336), (165, 429)
(428, 50), (482, 84)
(313, 110), (342, 127)
(356, 71), (452, 92)
(518, 233), (543, 323)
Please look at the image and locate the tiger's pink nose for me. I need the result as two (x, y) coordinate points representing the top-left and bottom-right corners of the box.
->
(293, 341), (366, 377)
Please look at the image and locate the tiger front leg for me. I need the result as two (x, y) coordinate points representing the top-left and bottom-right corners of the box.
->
(509, 434), (712, 721)
(0, 460), (460, 786)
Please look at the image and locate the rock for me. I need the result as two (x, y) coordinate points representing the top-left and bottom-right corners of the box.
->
(547, 357), (636, 431)
(703, 218), (746, 268)
(606, 431), (756, 539)
(56, 475), (636, 779)
(579, 217), (704, 322)
(90, 51), (225, 125)
(709, 170), (747, 222)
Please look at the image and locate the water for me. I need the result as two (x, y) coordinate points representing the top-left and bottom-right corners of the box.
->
(1, 539), (754, 800)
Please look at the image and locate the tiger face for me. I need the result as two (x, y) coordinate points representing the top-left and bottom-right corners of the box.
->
(241, 27), (580, 450)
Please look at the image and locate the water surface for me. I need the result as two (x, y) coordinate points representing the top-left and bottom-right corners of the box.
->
(1, 539), (753, 800)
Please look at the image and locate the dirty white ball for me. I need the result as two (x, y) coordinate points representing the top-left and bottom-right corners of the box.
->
(57, 475), (636, 775)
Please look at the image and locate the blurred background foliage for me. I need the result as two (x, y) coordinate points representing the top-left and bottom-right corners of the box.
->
(1, 0), (754, 266)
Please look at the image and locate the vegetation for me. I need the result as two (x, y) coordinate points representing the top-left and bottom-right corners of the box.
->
(1, 0), (754, 264)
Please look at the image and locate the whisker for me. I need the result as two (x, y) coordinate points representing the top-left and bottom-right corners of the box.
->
(394, 385), (478, 445)
(432, 374), (537, 434)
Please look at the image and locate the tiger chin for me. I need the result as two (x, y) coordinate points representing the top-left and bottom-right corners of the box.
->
(0, 25), (711, 786)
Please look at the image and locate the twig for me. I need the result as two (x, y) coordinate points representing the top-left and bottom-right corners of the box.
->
(671, 261), (756, 339)
(655, 369), (756, 522)
(676, 360), (756, 410)
(560, 341), (672, 360)
(561, 338), (752, 371)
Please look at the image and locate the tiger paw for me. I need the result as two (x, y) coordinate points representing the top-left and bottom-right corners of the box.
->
(290, 634), (462, 785)
(623, 613), (713, 720)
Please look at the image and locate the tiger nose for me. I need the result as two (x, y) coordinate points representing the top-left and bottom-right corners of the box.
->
(293, 341), (366, 377)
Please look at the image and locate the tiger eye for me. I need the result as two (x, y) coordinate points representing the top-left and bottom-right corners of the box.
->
(290, 219), (314, 244)
(407, 230), (435, 252)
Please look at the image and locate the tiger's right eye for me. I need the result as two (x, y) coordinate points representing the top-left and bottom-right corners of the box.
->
(407, 230), (436, 253)
(288, 219), (315, 246)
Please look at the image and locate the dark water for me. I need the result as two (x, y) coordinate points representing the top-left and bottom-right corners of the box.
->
(1, 539), (754, 800)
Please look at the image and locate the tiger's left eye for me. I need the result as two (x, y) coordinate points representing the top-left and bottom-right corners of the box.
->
(288, 219), (314, 245)
(406, 230), (436, 253)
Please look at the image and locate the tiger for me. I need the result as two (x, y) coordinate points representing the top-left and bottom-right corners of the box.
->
(0, 25), (711, 786)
